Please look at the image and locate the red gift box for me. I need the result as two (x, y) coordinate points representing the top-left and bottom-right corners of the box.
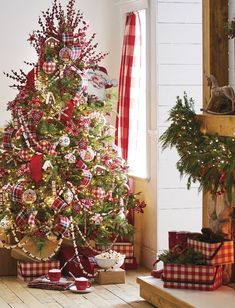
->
(59, 246), (96, 278)
(163, 263), (222, 291)
(17, 260), (60, 282)
(187, 239), (234, 265)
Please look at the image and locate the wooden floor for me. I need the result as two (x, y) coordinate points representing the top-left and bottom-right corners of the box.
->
(0, 268), (154, 308)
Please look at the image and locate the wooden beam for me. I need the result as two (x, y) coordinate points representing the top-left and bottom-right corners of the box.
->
(203, 0), (229, 107)
(202, 0), (229, 228)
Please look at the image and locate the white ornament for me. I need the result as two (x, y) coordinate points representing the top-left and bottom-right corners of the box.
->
(59, 135), (70, 147)
(63, 189), (73, 204)
(42, 160), (53, 171)
(22, 189), (37, 204)
(80, 147), (95, 162)
(64, 153), (76, 164)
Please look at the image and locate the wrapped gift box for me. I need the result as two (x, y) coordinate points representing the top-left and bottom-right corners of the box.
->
(187, 239), (234, 265)
(163, 263), (222, 291)
(17, 260), (60, 282)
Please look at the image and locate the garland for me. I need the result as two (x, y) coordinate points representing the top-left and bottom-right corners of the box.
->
(160, 94), (235, 203)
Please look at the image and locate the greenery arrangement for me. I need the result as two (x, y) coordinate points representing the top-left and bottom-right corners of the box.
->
(158, 248), (207, 265)
(160, 94), (235, 202)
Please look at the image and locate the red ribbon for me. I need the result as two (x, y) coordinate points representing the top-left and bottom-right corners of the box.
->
(30, 154), (43, 183)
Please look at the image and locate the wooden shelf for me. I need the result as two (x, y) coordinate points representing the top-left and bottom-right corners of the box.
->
(137, 276), (235, 308)
(198, 114), (235, 137)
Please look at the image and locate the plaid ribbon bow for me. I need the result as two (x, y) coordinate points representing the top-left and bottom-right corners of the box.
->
(62, 32), (74, 45)
(16, 208), (28, 228)
(52, 196), (68, 213)
(54, 216), (70, 235)
(12, 180), (28, 203)
(3, 128), (14, 149)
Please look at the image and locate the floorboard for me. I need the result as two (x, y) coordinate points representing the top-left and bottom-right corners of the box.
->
(0, 267), (154, 308)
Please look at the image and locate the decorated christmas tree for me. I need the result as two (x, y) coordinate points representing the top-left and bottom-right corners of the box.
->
(0, 0), (145, 264)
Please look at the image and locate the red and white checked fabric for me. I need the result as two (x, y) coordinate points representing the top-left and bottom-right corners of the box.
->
(12, 180), (28, 203)
(62, 32), (74, 45)
(71, 46), (81, 60)
(187, 239), (234, 265)
(81, 169), (92, 187)
(19, 149), (32, 162)
(163, 265), (222, 291)
(52, 196), (68, 213)
(3, 128), (14, 149)
(16, 208), (28, 228)
(48, 142), (58, 156)
(92, 187), (106, 200)
(115, 12), (141, 160)
(17, 260), (60, 281)
(53, 216), (70, 235)
(42, 61), (56, 74)
(112, 243), (134, 258)
(28, 211), (37, 228)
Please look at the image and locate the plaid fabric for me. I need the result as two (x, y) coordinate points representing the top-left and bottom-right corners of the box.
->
(76, 159), (87, 170)
(71, 46), (81, 60)
(3, 128), (14, 149)
(62, 32), (74, 45)
(18, 163), (30, 176)
(16, 208), (28, 228)
(80, 199), (93, 210)
(48, 142), (58, 156)
(42, 61), (56, 74)
(52, 197), (68, 213)
(81, 169), (92, 187)
(38, 140), (50, 152)
(17, 260), (60, 281)
(163, 264), (222, 291)
(28, 275), (73, 290)
(19, 149), (32, 162)
(12, 180), (28, 203)
(115, 12), (141, 160)
(54, 216), (70, 235)
(98, 242), (134, 258)
(93, 187), (105, 200)
(187, 239), (234, 265)
(28, 211), (37, 228)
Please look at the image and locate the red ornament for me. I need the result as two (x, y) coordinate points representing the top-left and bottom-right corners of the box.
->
(92, 187), (105, 200)
(42, 61), (56, 74)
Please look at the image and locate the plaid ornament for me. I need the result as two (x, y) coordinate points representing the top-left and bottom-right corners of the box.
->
(92, 187), (105, 200)
(16, 208), (28, 228)
(48, 142), (58, 156)
(3, 128), (14, 149)
(187, 239), (234, 265)
(76, 159), (87, 170)
(52, 196), (68, 213)
(81, 169), (92, 187)
(42, 61), (56, 74)
(71, 46), (81, 60)
(28, 211), (37, 228)
(163, 264), (222, 291)
(19, 149), (32, 162)
(62, 32), (74, 45)
(53, 216), (70, 235)
(12, 180), (28, 203)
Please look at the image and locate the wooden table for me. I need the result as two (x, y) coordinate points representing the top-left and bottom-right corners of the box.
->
(137, 276), (235, 308)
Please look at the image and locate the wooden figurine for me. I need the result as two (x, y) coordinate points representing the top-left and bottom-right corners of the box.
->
(202, 74), (235, 115)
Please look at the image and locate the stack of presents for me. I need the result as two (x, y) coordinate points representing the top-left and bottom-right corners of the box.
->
(0, 239), (137, 283)
(152, 229), (234, 291)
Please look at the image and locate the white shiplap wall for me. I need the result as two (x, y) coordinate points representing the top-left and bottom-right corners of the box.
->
(157, 0), (203, 253)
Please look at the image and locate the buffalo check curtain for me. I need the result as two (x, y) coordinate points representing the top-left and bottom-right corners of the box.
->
(115, 12), (141, 161)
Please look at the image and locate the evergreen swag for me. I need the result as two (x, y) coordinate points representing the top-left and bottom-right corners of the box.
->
(160, 94), (235, 203)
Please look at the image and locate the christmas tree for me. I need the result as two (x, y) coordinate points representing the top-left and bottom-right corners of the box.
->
(0, 0), (145, 262)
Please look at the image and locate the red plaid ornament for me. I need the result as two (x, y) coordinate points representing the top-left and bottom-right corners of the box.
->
(76, 159), (87, 170)
(3, 128), (14, 149)
(53, 216), (70, 235)
(12, 180), (28, 203)
(48, 142), (58, 156)
(71, 46), (81, 60)
(42, 61), (56, 74)
(62, 32), (74, 45)
(19, 149), (32, 162)
(92, 187), (105, 200)
(28, 211), (37, 228)
(81, 169), (92, 187)
(52, 196), (68, 212)
(16, 208), (28, 228)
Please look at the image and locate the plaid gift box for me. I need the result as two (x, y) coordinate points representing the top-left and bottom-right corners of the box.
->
(62, 32), (74, 45)
(163, 263), (222, 291)
(17, 260), (60, 282)
(187, 239), (234, 265)
(52, 196), (68, 212)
